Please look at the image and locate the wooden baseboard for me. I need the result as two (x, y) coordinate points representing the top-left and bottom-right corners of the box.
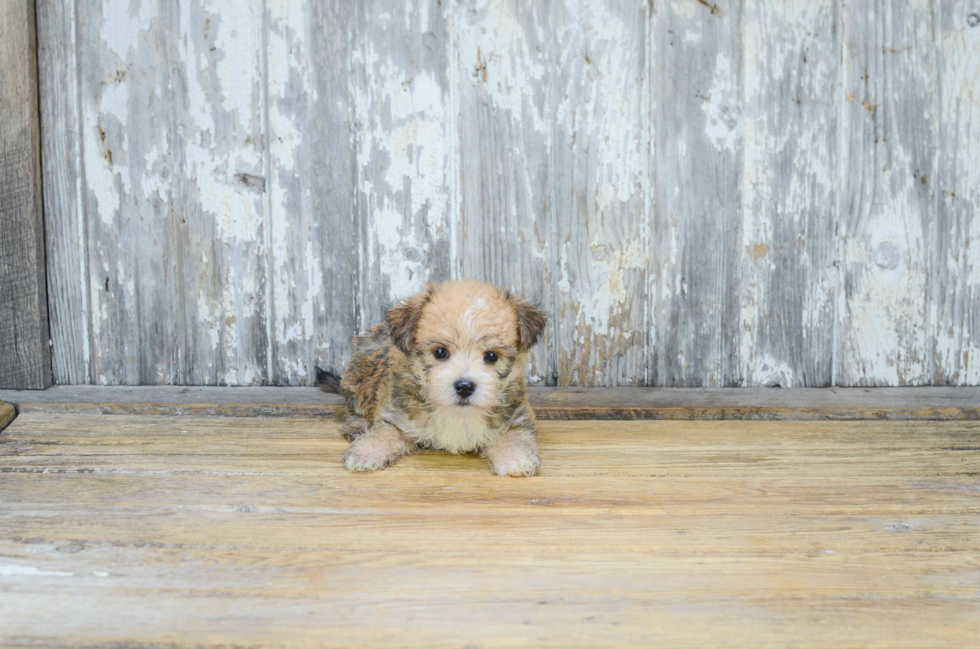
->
(0, 386), (977, 421)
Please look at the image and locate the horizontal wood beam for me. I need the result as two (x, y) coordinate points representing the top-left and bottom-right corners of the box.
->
(0, 0), (51, 389)
(0, 387), (976, 421)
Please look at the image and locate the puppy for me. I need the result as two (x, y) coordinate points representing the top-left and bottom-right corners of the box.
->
(318, 279), (547, 476)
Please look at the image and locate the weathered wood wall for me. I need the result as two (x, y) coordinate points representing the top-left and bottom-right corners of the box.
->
(35, 0), (980, 387)
(1, 0), (51, 390)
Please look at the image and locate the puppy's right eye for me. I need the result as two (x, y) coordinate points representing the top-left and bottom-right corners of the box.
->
(433, 347), (450, 360)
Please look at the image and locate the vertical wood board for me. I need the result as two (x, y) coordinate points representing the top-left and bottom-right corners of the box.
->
(0, 0), (51, 390)
(739, 0), (838, 387)
(839, 0), (938, 386)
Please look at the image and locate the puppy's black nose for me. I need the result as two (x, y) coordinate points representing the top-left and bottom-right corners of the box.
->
(454, 380), (476, 399)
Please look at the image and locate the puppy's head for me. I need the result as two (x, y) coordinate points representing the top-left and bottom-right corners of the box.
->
(386, 280), (547, 410)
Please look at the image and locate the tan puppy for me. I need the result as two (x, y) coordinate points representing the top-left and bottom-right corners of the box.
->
(318, 280), (547, 476)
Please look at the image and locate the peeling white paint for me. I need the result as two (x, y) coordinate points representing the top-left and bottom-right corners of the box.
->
(934, 6), (980, 385)
(751, 357), (796, 388)
(0, 565), (74, 577)
(572, 238), (646, 338)
(352, 17), (453, 305)
(702, 53), (742, 152)
(736, 0), (840, 386)
(100, 0), (157, 58)
(456, 0), (549, 135)
(840, 0), (935, 386)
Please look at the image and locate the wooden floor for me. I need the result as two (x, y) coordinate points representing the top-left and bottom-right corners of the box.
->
(1, 404), (979, 646)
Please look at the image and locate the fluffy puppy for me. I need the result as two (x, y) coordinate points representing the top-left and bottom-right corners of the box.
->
(318, 280), (547, 477)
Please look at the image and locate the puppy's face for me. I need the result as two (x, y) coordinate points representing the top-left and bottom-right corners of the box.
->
(386, 281), (546, 410)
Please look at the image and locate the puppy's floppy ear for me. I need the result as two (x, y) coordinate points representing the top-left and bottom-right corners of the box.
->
(507, 292), (548, 352)
(386, 288), (430, 354)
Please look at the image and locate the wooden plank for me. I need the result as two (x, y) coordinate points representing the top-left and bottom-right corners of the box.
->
(266, 0), (359, 385)
(739, 0), (838, 387)
(0, 0), (51, 390)
(839, 0), (937, 386)
(170, 0), (269, 385)
(1, 386), (978, 421)
(4, 471), (979, 518)
(651, 0), (743, 387)
(351, 0), (455, 328)
(4, 416), (980, 481)
(454, 0), (557, 386)
(0, 413), (978, 646)
(934, 1), (980, 385)
(75, 0), (180, 384)
(553, 0), (649, 386)
(36, 0), (89, 385)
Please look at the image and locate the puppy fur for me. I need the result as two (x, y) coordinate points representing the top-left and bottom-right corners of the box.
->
(320, 280), (547, 477)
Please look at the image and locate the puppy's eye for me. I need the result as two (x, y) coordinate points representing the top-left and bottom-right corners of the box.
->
(433, 347), (450, 360)
(483, 351), (499, 364)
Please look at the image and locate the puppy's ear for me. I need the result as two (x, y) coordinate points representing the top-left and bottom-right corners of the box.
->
(386, 289), (430, 355)
(508, 293), (548, 352)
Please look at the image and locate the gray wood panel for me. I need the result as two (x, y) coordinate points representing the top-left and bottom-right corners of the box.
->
(739, 0), (838, 386)
(351, 0), (455, 329)
(37, 0), (88, 385)
(32, 0), (980, 387)
(553, 0), (649, 387)
(935, 0), (980, 385)
(454, 0), (557, 386)
(266, 0), (360, 385)
(839, 0), (937, 386)
(75, 0), (179, 385)
(170, 0), (270, 386)
(651, 0), (743, 387)
(0, 0), (51, 390)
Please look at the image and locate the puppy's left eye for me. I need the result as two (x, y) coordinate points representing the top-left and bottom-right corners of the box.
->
(483, 351), (498, 364)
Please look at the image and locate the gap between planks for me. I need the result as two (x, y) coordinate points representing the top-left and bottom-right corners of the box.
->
(0, 386), (977, 421)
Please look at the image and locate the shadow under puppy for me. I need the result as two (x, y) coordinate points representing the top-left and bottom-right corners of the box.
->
(318, 279), (547, 477)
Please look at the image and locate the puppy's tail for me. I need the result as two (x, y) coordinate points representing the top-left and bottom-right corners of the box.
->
(315, 367), (343, 394)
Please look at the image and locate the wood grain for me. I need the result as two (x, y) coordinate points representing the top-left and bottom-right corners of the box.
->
(454, 0), (557, 386)
(553, 0), (649, 387)
(651, 0), (743, 387)
(1, 412), (978, 646)
(74, 0), (180, 384)
(36, 0), (88, 385)
(740, 0), (838, 387)
(352, 0), (455, 328)
(839, 0), (937, 386)
(935, 1), (980, 385)
(0, 0), (51, 390)
(171, 0), (270, 386)
(266, 0), (359, 385)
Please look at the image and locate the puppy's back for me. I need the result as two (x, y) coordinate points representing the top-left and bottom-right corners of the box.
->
(338, 324), (394, 422)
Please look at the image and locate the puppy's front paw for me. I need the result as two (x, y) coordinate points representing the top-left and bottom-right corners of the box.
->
(342, 439), (399, 472)
(490, 449), (541, 477)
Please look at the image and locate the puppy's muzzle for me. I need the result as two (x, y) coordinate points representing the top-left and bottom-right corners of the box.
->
(454, 380), (476, 399)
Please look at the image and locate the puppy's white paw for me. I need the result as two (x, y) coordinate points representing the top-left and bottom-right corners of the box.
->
(490, 450), (541, 477)
(342, 439), (398, 472)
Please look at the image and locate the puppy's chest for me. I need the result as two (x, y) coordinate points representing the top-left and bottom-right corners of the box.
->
(399, 408), (498, 454)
